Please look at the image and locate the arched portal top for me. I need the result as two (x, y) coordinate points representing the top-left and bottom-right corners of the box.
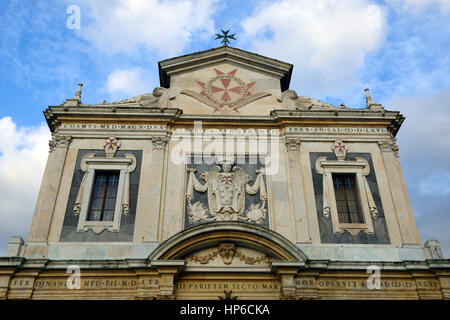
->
(148, 221), (308, 262)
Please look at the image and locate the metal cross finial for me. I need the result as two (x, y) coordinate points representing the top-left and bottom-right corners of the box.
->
(215, 29), (236, 46)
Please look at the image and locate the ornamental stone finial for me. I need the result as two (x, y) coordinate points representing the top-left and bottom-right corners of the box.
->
(364, 88), (384, 111)
(364, 88), (374, 107)
(74, 83), (83, 102)
(424, 240), (444, 260)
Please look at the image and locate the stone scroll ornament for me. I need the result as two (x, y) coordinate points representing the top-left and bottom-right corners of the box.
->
(181, 68), (271, 114)
(186, 162), (268, 224)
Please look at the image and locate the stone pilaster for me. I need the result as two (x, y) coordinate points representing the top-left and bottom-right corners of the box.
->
(269, 144), (295, 243)
(285, 137), (311, 243)
(27, 134), (71, 244)
(434, 270), (450, 300)
(295, 271), (320, 300)
(5, 237), (24, 257)
(272, 261), (303, 300)
(378, 139), (421, 246)
(135, 270), (160, 300)
(153, 260), (184, 299)
(410, 271), (443, 300)
(0, 268), (16, 299)
(133, 139), (165, 242)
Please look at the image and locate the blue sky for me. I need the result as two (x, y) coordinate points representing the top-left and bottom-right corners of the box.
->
(0, 0), (449, 256)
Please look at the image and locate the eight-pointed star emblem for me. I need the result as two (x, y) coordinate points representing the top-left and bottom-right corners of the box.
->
(195, 68), (255, 113)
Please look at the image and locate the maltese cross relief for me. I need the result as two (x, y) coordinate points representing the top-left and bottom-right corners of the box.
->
(181, 68), (271, 114)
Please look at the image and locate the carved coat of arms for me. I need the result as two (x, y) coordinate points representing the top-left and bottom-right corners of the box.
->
(186, 162), (267, 224)
(181, 68), (271, 114)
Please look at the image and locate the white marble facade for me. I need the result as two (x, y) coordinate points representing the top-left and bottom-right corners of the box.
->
(6, 45), (434, 263)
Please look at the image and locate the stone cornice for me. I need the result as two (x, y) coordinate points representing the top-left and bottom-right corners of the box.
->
(43, 104), (404, 137)
(1, 257), (448, 272)
(44, 106), (183, 132)
(271, 109), (404, 136)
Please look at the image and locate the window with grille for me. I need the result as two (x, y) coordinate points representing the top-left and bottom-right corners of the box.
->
(332, 174), (364, 224)
(88, 171), (120, 221)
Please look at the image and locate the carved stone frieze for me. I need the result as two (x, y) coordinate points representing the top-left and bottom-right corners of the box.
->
(186, 243), (271, 266)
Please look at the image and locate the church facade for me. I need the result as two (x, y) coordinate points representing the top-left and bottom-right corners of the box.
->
(1, 45), (449, 300)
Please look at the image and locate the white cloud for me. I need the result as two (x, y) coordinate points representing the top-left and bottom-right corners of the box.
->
(393, 88), (450, 171)
(389, 88), (450, 257)
(241, 0), (386, 98)
(106, 67), (153, 99)
(77, 0), (218, 57)
(0, 117), (50, 255)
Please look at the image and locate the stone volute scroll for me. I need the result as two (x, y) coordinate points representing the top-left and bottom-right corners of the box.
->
(185, 159), (268, 225)
(106, 87), (176, 108)
(73, 137), (137, 234)
(277, 90), (299, 110)
(315, 140), (378, 236)
(152, 87), (175, 108)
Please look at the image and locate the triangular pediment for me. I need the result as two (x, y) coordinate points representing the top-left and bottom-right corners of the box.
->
(158, 45), (293, 91)
(157, 46), (293, 115)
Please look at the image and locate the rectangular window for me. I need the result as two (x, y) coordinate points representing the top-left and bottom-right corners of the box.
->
(88, 171), (119, 221)
(332, 174), (363, 224)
